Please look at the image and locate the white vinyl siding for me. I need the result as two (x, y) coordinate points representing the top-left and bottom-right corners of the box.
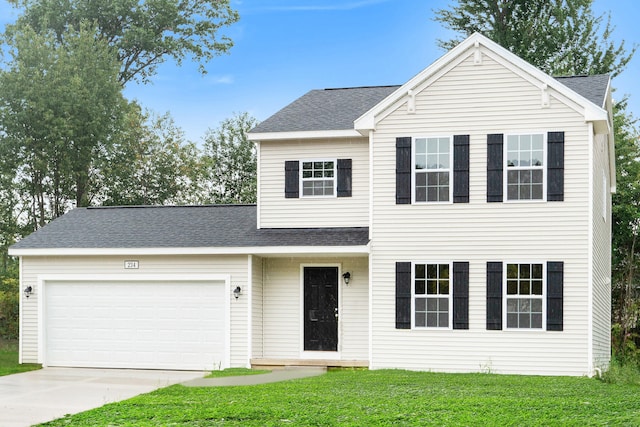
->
(259, 138), (369, 228)
(20, 255), (250, 367)
(369, 49), (592, 375)
(591, 133), (612, 369)
(261, 256), (369, 360)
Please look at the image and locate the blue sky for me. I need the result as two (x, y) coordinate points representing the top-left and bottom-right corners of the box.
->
(1, 0), (638, 143)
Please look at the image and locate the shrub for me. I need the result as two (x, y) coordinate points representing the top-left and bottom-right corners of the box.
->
(0, 278), (19, 340)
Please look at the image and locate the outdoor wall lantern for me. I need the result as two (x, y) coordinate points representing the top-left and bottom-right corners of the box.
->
(342, 272), (351, 285)
(24, 286), (33, 298)
(233, 286), (242, 299)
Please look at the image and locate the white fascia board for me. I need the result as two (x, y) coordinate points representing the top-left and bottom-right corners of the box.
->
(354, 32), (609, 131)
(247, 129), (361, 141)
(9, 245), (370, 257)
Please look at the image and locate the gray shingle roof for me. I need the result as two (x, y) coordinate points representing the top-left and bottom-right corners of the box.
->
(10, 205), (369, 250)
(555, 74), (610, 107)
(250, 75), (609, 134)
(250, 86), (400, 133)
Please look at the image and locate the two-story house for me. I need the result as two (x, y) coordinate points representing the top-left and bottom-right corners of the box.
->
(9, 33), (614, 376)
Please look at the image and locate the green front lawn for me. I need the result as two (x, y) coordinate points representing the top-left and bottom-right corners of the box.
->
(0, 340), (41, 376)
(40, 369), (640, 426)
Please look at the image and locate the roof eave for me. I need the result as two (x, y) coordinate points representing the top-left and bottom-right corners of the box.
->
(248, 129), (363, 141)
(9, 245), (371, 257)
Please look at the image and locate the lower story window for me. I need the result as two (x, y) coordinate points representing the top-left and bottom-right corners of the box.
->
(505, 263), (543, 329)
(414, 263), (450, 328)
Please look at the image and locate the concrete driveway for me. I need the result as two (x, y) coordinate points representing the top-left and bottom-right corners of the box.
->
(0, 367), (205, 427)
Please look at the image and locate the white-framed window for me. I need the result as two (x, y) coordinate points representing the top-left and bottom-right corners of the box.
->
(300, 160), (336, 197)
(413, 262), (452, 328)
(505, 133), (545, 201)
(504, 262), (544, 329)
(413, 137), (452, 203)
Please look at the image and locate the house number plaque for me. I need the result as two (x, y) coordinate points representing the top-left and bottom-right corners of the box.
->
(124, 260), (139, 269)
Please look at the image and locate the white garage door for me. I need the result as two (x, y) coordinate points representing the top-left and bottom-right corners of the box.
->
(45, 280), (227, 371)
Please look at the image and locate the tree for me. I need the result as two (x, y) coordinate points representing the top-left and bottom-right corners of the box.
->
(199, 112), (258, 204)
(5, 0), (240, 84)
(611, 99), (640, 356)
(97, 107), (201, 206)
(0, 22), (127, 228)
(434, 0), (635, 77)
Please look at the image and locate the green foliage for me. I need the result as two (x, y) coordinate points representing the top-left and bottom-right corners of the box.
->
(205, 368), (270, 378)
(433, 0), (636, 77)
(0, 277), (18, 339)
(0, 340), (41, 376)
(6, 0), (240, 84)
(97, 107), (201, 206)
(199, 112), (259, 204)
(40, 370), (640, 426)
(0, 21), (127, 226)
(601, 354), (640, 386)
(611, 100), (640, 350)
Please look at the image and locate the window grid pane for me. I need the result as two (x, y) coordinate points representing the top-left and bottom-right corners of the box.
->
(301, 160), (335, 197)
(415, 263), (450, 328)
(505, 263), (544, 329)
(506, 134), (544, 200)
(415, 137), (450, 202)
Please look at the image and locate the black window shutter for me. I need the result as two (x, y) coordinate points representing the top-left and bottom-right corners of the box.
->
(486, 262), (503, 330)
(547, 261), (564, 331)
(453, 135), (470, 203)
(487, 134), (504, 202)
(547, 132), (565, 202)
(284, 160), (299, 198)
(396, 137), (412, 204)
(395, 262), (412, 329)
(453, 262), (470, 329)
(336, 159), (352, 197)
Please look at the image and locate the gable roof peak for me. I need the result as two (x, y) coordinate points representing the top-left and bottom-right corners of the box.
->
(354, 32), (609, 133)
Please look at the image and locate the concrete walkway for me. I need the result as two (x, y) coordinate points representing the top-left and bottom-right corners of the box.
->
(0, 367), (206, 427)
(182, 366), (326, 387)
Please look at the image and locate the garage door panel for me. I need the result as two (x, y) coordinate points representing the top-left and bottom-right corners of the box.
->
(45, 280), (227, 370)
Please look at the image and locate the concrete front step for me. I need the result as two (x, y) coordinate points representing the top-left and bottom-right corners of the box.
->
(250, 358), (369, 369)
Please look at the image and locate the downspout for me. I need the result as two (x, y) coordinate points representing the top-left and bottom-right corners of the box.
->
(587, 122), (594, 376)
(18, 257), (23, 364)
(368, 129), (374, 368)
(247, 254), (253, 368)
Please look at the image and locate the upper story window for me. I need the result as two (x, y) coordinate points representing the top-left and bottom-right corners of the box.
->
(505, 263), (544, 329)
(414, 137), (452, 203)
(301, 160), (335, 197)
(505, 134), (545, 201)
(414, 262), (451, 328)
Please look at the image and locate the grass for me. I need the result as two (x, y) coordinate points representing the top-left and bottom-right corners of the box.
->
(0, 339), (41, 376)
(39, 369), (640, 426)
(205, 367), (271, 378)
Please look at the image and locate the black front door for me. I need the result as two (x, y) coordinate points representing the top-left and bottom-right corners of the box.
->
(304, 267), (338, 352)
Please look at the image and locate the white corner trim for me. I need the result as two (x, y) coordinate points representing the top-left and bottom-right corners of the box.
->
(587, 122), (595, 375)
(246, 255), (253, 368)
(256, 141), (262, 229)
(18, 257), (23, 364)
(247, 129), (362, 141)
